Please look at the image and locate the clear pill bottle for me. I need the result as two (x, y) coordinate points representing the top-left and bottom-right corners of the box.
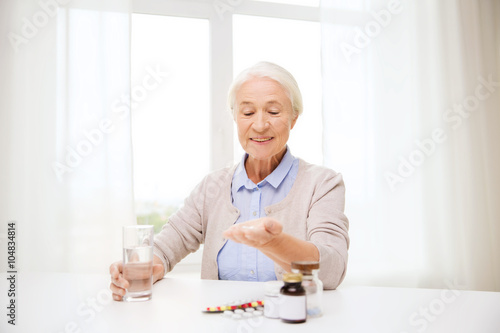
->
(279, 273), (307, 324)
(264, 281), (283, 319)
(291, 261), (323, 317)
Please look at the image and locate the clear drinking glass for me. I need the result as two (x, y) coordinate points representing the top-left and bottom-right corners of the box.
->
(122, 225), (154, 302)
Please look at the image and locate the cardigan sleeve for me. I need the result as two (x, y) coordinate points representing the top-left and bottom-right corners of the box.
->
(152, 177), (206, 276)
(306, 171), (349, 289)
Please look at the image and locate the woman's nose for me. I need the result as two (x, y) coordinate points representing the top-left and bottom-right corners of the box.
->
(252, 112), (269, 132)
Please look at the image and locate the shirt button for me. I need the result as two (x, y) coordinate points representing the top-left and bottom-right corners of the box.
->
(250, 270), (255, 275)
(253, 211), (257, 216)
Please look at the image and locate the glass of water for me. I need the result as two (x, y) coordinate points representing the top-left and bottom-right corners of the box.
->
(122, 225), (154, 302)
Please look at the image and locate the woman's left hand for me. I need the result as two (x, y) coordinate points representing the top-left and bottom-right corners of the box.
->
(222, 217), (283, 249)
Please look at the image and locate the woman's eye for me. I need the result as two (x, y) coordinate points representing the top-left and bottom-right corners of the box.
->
(268, 110), (280, 115)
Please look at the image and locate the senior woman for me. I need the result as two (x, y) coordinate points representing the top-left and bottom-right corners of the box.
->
(110, 62), (349, 301)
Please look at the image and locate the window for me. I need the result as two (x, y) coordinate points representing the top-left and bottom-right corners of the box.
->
(132, 1), (322, 230)
(131, 2), (322, 279)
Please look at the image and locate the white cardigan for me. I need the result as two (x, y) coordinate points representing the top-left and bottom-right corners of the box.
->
(153, 159), (349, 289)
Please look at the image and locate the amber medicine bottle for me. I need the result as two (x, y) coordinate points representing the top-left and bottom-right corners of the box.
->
(279, 273), (307, 323)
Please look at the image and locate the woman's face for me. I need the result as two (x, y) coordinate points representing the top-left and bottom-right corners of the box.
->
(235, 77), (297, 163)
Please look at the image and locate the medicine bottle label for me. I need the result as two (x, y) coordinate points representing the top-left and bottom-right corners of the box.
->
(279, 295), (306, 321)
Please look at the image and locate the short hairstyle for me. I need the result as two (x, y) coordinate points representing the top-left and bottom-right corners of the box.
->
(227, 61), (303, 118)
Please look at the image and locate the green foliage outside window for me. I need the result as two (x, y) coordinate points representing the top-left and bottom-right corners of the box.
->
(137, 204), (179, 234)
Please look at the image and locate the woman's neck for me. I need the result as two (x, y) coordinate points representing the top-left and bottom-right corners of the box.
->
(245, 148), (286, 184)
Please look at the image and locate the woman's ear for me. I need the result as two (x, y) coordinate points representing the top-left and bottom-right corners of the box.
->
(290, 113), (298, 129)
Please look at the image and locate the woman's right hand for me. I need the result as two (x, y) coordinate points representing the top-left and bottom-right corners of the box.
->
(109, 261), (129, 301)
(109, 257), (165, 301)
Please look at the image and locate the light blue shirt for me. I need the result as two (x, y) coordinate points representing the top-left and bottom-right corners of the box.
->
(217, 146), (299, 281)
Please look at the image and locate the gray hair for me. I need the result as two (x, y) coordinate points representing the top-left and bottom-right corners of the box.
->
(227, 61), (303, 118)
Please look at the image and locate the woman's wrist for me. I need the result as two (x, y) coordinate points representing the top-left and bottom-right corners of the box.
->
(152, 255), (165, 283)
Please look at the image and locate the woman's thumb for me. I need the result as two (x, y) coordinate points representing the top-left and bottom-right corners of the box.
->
(264, 218), (282, 235)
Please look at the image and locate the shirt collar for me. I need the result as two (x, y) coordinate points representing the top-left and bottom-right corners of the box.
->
(232, 146), (295, 192)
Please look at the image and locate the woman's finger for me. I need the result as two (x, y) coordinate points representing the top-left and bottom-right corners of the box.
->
(109, 282), (125, 301)
(109, 261), (123, 279)
(109, 261), (129, 296)
(264, 218), (282, 235)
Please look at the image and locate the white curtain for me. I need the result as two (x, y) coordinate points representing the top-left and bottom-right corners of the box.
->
(0, 0), (133, 274)
(321, 0), (500, 291)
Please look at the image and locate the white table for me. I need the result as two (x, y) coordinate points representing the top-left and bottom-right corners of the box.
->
(1, 272), (499, 333)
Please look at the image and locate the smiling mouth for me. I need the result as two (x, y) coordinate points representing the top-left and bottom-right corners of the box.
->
(251, 137), (273, 142)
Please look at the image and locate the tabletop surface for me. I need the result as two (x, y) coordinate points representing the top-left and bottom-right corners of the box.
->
(1, 272), (499, 333)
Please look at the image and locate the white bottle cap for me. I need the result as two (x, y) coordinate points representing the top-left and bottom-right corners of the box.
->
(264, 280), (284, 296)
